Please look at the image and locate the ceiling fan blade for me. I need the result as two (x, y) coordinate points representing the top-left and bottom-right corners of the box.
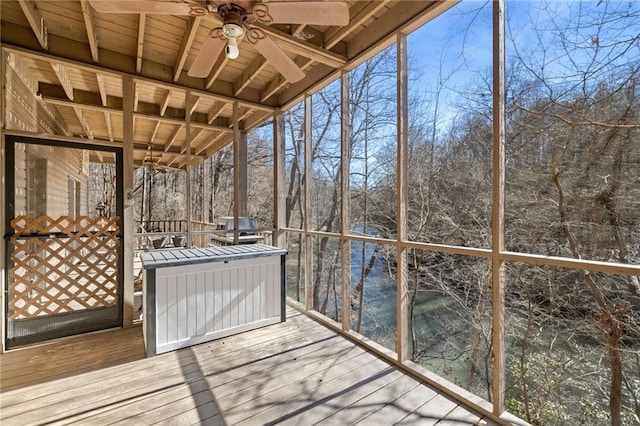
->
(89, 0), (208, 16)
(188, 29), (226, 78)
(247, 29), (305, 83)
(250, 2), (349, 26)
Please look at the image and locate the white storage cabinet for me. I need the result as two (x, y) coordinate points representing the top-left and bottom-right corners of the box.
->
(141, 244), (286, 356)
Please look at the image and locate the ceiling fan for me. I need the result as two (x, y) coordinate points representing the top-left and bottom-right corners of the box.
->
(142, 144), (167, 173)
(89, 1), (350, 83)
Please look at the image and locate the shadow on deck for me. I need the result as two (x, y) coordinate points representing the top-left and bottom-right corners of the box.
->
(0, 306), (502, 425)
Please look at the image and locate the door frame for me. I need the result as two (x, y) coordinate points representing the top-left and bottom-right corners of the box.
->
(3, 134), (124, 349)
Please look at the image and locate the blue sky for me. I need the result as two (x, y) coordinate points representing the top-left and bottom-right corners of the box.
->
(405, 0), (640, 133)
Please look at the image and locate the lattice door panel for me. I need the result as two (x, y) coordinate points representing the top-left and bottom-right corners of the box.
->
(8, 215), (120, 320)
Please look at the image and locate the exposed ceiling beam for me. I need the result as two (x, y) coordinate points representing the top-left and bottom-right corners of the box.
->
(238, 108), (252, 123)
(207, 101), (224, 124)
(291, 24), (306, 37)
(150, 121), (162, 142)
(233, 57), (268, 97)
(96, 74), (107, 106)
(79, 0), (99, 63)
(260, 57), (312, 102)
(258, 0), (391, 102)
(160, 90), (172, 116)
(204, 134), (232, 158)
(136, 14), (147, 73)
(324, 0), (392, 50)
(346, 1), (444, 58)
(251, 22), (346, 69)
(4, 44), (276, 112)
(189, 95), (200, 116)
(17, 0), (48, 50)
(104, 111), (114, 142)
(51, 63), (74, 100)
(73, 106), (94, 139)
(165, 124), (184, 152)
(205, 54), (229, 90)
(174, 16), (201, 82)
(38, 83), (232, 133)
(133, 81), (140, 112)
(197, 131), (227, 156)
(140, 144), (204, 159)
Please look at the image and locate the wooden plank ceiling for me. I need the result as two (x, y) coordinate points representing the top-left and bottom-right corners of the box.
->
(1, 0), (450, 168)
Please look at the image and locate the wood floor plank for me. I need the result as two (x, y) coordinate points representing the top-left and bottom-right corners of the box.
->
(1, 325), (335, 424)
(437, 405), (485, 425)
(228, 358), (394, 425)
(0, 307), (510, 426)
(1, 312), (319, 405)
(312, 374), (422, 425)
(353, 381), (439, 425)
(62, 331), (356, 425)
(396, 393), (460, 425)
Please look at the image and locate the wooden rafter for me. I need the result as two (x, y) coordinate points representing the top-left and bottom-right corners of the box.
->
(259, 1), (392, 103)
(205, 55), (229, 90)
(136, 14), (147, 73)
(291, 24), (306, 37)
(38, 85), (232, 133)
(205, 135), (233, 158)
(51, 63), (74, 100)
(189, 95), (200, 115)
(96, 74), (107, 106)
(260, 57), (312, 102)
(233, 57), (268, 97)
(174, 16), (201, 82)
(5, 45), (275, 113)
(73, 106), (93, 139)
(160, 89), (171, 116)
(252, 22), (346, 69)
(79, 0), (99, 63)
(165, 124), (184, 152)
(17, 0), (47, 50)
(149, 121), (161, 142)
(207, 101), (224, 124)
(324, 0), (391, 50)
(104, 111), (113, 142)
(133, 81), (140, 112)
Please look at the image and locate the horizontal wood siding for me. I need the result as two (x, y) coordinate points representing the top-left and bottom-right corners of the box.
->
(5, 52), (89, 218)
(4, 52), (66, 135)
(152, 256), (281, 354)
(12, 144), (88, 218)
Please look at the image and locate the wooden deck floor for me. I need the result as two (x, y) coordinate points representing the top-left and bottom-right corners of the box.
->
(1, 307), (498, 425)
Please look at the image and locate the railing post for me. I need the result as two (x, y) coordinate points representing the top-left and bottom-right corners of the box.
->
(492, 0), (507, 416)
(304, 95), (313, 311)
(396, 32), (409, 362)
(273, 108), (286, 249)
(340, 70), (351, 332)
(122, 75), (135, 327)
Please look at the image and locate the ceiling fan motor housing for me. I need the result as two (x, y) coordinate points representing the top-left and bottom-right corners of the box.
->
(218, 3), (247, 28)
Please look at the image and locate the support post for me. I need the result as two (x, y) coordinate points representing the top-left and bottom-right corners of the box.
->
(340, 70), (351, 332)
(396, 32), (409, 362)
(491, 0), (507, 416)
(304, 95), (313, 311)
(273, 109), (286, 248)
(122, 76), (135, 327)
(185, 90), (193, 247)
(232, 101), (241, 244)
(238, 130), (248, 217)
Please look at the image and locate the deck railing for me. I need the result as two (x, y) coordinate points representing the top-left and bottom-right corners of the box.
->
(134, 220), (272, 250)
